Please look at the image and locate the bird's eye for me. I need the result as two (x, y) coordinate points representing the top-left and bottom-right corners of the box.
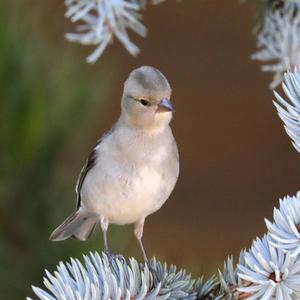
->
(140, 99), (151, 106)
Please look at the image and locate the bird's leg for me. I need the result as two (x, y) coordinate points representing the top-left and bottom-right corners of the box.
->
(134, 219), (159, 283)
(100, 216), (110, 254)
(134, 218), (148, 262)
(138, 239), (148, 262)
(101, 216), (125, 263)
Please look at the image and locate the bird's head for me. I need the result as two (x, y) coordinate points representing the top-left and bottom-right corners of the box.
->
(121, 66), (174, 130)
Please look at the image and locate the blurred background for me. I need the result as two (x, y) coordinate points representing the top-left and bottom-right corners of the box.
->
(1, 0), (300, 299)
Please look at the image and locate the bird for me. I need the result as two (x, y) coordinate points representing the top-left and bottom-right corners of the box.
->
(50, 66), (179, 262)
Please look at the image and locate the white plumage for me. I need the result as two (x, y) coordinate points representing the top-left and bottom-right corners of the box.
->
(81, 123), (178, 225)
(50, 66), (179, 261)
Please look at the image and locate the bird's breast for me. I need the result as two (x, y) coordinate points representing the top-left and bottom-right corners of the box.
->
(80, 127), (179, 225)
(82, 163), (169, 224)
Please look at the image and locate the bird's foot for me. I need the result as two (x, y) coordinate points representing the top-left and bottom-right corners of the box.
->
(104, 251), (126, 264)
(142, 261), (160, 285)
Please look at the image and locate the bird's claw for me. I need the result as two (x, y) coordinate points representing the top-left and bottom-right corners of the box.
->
(142, 261), (160, 284)
(105, 251), (126, 264)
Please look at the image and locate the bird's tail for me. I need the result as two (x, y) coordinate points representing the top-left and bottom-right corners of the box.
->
(49, 209), (98, 241)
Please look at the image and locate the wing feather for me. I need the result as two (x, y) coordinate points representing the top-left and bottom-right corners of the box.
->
(75, 145), (98, 209)
(75, 126), (116, 209)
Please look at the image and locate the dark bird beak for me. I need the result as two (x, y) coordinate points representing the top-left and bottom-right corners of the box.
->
(157, 98), (175, 113)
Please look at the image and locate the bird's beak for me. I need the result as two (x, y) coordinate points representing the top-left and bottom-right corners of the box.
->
(157, 98), (175, 113)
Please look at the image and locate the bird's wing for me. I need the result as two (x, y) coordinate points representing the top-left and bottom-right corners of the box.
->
(75, 144), (98, 210)
(75, 126), (116, 210)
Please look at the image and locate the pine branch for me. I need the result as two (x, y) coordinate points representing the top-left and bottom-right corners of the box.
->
(27, 190), (300, 299)
(245, 0), (300, 88)
(273, 67), (300, 153)
(64, 0), (169, 63)
(27, 253), (197, 300)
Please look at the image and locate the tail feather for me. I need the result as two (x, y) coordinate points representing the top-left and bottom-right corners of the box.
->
(49, 210), (98, 241)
